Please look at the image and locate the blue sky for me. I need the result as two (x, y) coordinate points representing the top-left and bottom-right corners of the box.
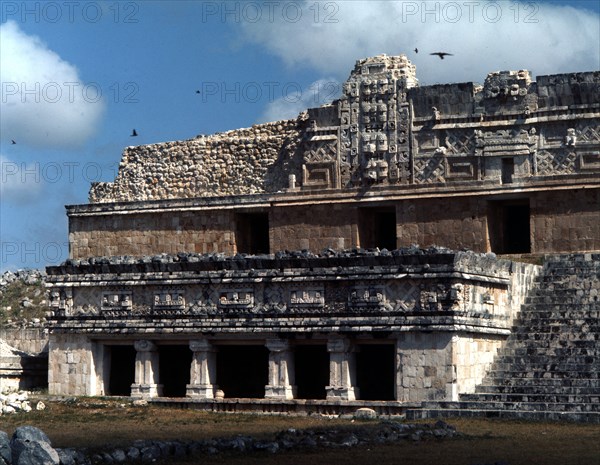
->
(1, 0), (599, 271)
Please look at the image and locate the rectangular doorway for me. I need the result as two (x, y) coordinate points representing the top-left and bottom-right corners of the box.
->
(235, 212), (270, 254)
(488, 199), (531, 254)
(358, 207), (397, 250)
(355, 344), (396, 400)
(294, 345), (329, 399)
(215, 345), (269, 398)
(501, 158), (514, 184)
(107, 345), (136, 396)
(158, 345), (192, 398)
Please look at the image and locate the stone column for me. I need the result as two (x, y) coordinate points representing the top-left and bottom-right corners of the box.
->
(326, 338), (359, 401)
(130, 340), (163, 398)
(186, 338), (218, 399)
(264, 339), (297, 400)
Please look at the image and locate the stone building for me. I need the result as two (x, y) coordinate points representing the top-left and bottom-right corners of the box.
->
(46, 54), (599, 414)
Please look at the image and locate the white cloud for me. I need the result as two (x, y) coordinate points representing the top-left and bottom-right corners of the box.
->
(0, 21), (105, 149)
(259, 78), (341, 122)
(241, 1), (600, 85)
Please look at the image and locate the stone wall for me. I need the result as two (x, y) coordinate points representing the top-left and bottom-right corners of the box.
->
(69, 209), (237, 258)
(453, 334), (505, 396)
(396, 197), (489, 251)
(530, 189), (600, 253)
(68, 186), (600, 259)
(45, 250), (540, 401)
(0, 329), (48, 355)
(47, 334), (96, 396)
(89, 119), (304, 203)
(85, 55), (599, 204)
(270, 204), (357, 252)
(396, 332), (454, 402)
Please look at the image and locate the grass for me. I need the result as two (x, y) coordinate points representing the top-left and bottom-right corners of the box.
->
(1, 397), (599, 465)
(0, 279), (47, 325)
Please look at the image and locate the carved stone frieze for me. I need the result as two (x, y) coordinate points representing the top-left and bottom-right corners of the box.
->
(102, 290), (132, 312)
(289, 288), (325, 308)
(49, 287), (73, 316)
(476, 128), (538, 157)
(348, 286), (388, 310)
(536, 150), (577, 175)
(335, 54), (416, 187)
(218, 290), (254, 310)
(153, 289), (185, 310)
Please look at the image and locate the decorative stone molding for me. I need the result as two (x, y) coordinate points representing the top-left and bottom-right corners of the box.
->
(101, 291), (132, 312)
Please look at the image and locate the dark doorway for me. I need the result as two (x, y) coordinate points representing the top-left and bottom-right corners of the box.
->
(294, 345), (329, 399)
(501, 158), (514, 184)
(358, 207), (397, 250)
(107, 345), (136, 396)
(235, 212), (270, 254)
(158, 345), (192, 397)
(355, 344), (396, 400)
(216, 345), (269, 398)
(488, 199), (531, 254)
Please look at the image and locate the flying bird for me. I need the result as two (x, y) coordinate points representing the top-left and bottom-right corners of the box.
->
(11, 140), (16, 144)
(430, 52), (453, 59)
(414, 48), (419, 54)
(130, 129), (138, 137)
(195, 90), (201, 94)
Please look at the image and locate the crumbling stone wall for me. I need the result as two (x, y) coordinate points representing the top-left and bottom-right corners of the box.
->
(87, 55), (599, 204)
(89, 118), (305, 203)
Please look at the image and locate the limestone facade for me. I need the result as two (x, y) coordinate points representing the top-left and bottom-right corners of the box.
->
(46, 54), (598, 407)
(69, 54), (599, 257)
(46, 250), (539, 402)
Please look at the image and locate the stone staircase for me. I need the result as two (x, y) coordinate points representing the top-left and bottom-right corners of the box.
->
(407, 254), (600, 423)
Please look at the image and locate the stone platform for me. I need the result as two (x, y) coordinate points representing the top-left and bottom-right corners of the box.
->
(45, 249), (539, 405)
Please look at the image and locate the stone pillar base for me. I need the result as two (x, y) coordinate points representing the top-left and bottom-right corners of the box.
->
(131, 383), (163, 399)
(326, 386), (359, 401)
(264, 385), (297, 400)
(186, 384), (217, 399)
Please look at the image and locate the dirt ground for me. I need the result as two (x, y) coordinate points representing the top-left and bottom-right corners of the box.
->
(1, 398), (599, 465)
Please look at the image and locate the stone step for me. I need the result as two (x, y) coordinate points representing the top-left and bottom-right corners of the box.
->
(511, 321), (600, 331)
(489, 365), (600, 376)
(484, 370), (599, 380)
(474, 384), (600, 395)
(480, 377), (600, 388)
(517, 305), (600, 322)
(497, 347), (600, 357)
(544, 264), (600, 272)
(510, 332), (599, 341)
(529, 284), (600, 292)
(460, 393), (600, 403)
(405, 407), (600, 423)
(502, 339), (599, 350)
(525, 296), (599, 305)
(421, 400), (600, 412)
(491, 355), (600, 365)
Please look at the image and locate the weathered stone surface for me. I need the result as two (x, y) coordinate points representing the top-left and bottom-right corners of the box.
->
(407, 254), (600, 422)
(354, 408), (377, 420)
(10, 426), (59, 465)
(87, 54), (599, 204)
(0, 431), (11, 465)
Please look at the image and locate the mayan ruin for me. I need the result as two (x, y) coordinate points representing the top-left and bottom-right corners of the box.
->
(5, 53), (600, 423)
